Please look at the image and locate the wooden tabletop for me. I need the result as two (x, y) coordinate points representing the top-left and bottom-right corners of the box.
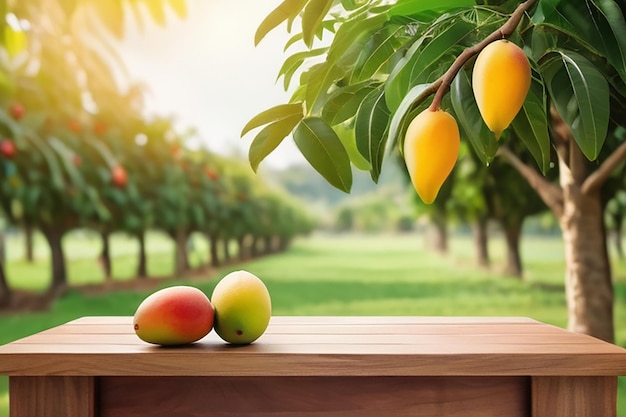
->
(0, 316), (625, 377)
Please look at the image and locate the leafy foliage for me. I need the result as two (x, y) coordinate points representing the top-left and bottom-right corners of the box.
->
(245, 0), (626, 194)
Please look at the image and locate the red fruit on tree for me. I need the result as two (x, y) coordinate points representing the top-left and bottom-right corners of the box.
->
(205, 168), (218, 180)
(93, 121), (107, 135)
(171, 144), (181, 158)
(0, 140), (16, 158)
(111, 165), (128, 188)
(9, 103), (25, 121)
(68, 120), (81, 133)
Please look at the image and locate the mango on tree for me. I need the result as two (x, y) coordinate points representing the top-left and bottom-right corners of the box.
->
(472, 39), (531, 139)
(403, 109), (460, 204)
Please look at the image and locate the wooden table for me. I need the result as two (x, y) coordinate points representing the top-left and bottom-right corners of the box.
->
(0, 316), (625, 417)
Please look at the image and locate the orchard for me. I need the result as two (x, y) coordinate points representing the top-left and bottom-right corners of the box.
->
(0, 0), (315, 308)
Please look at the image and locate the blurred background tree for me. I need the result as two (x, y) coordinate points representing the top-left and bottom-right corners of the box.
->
(0, 0), (314, 307)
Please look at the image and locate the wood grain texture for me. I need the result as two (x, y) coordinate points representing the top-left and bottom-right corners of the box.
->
(9, 376), (95, 417)
(532, 376), (617, 417)
(1, 316), (625, 377)
(98, 375), (530, 417)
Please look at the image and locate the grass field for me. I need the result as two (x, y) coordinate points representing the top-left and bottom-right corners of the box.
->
(0, 230), (624, 416)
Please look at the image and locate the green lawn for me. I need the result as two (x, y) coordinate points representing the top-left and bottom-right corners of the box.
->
(0, 231), (624, 416)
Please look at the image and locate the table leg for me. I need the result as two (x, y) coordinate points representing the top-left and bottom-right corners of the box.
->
(9, 376), (95, 417)
(532, 376), (617, 417)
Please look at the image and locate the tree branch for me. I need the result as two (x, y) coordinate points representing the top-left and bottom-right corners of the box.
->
(427, 0), (538, 111)
(582, 140), (626, 195)
(497, 146), (564, 218)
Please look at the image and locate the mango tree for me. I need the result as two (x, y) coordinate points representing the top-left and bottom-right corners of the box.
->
(0, 0), (189, 289)
(245, 0), (626, 342)
(449, 140), (549, 276)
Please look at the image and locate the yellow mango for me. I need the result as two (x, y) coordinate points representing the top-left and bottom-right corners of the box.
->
(472, 39), (531, 139)
(211, 270), (272, 345)
(403, 109), (460, 204)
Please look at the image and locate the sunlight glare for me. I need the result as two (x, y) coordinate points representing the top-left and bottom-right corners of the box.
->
(135, 133), (148, 146)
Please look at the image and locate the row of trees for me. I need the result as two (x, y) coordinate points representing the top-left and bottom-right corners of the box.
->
(0, 0), (315, 307)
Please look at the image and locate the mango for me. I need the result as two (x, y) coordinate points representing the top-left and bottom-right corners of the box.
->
(211, 270), (271, 345)
(403, 108), (460, 204)
(133, 286), (214, 346)
(472, 39), (531, 139)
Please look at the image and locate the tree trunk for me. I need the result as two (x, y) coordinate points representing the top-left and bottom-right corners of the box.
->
(40, 226), (68, 298)
(0, 262), (11, 308)
(474, 217), (490, 268)
(209, 233), (220, 267)
(237, 236), (246, 261)
(24, 223), (34, 262)
(137, 232), (148, 278)
(250, 236), (260, 258)
(222, 238), (231, 262)
(0, 232), (11, 308)
(278, 236), (291, 251)
(264, 236), (273, 254)
(561, 186), (614, 343)
(173, 229), (189, 275)
(100, 231), (112, 280)
(611, 214), (623, 259)
(427, 209), (448, 254)
(502, 218), (523, 278)
(499, 109), (617, 343)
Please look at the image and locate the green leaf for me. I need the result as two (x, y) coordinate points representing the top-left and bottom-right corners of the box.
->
(540, 50), (609, 160)
(511, 78), (551, 174)
(534, 0), (626, 84)
(0, 108), (24, 139)
(241, 103), (303, 136)
(352, 25), (404, 82)
(304, 62), (344, 115)
(87, 139), (119, 168)
(341, 0), (359, 11)
(387, 83), (432, 151)
(255, 0), (308, 45)
(23, 135), (64, 191)
(302, 0), (333, 48)
(248, 113), (304, 171)
(385, 17), (473, 112)
(450, 69), (498, 166)
(284, 32), (305, 50)
(335, 123), (371, 171)
(277, 48), (328, 90)
(47, 137), (86, 189)
(389, 0), (474, 17)
(326, 12), (390, 69)
(355, 87), (390, 182)
(592, 0), (626, 83)
(293, 117), (352, 192)
(321, 81), (378, 126)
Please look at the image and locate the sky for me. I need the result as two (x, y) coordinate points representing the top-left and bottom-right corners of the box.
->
(115, 0), (306, 169)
